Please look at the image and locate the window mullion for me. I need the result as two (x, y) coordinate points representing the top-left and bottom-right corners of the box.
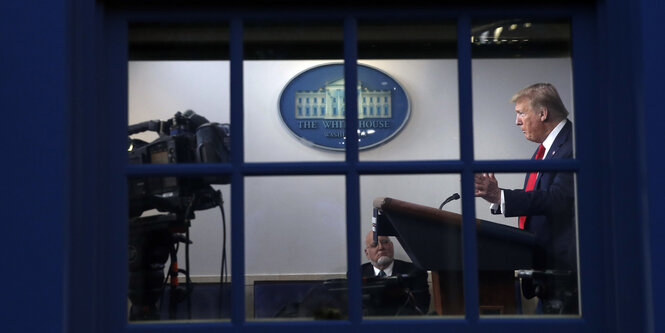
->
(343, 15), (362, 324)
(457, 14), (480, 322)
(229, 16), (246, 325)
(571, 9), (603, 324)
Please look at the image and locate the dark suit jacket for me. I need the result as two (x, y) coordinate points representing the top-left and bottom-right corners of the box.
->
(361, 259), (430, 314)
(502, 120), (577, 271)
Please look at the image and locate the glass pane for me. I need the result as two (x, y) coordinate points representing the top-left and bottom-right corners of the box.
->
(471, 19), (579, 317)
(128, 23), (231, 163)
(129, 22), (229, 60)
(361, 174), (463, 318)
(127, 177), (232, 321)
(358, 20), (459, 161)
(243, 20), (346, 162)
(474, 172), (579, 316)
(472, 19), (574, 161)
(127, 22), (232, 322)
(245, 176), (347, 320)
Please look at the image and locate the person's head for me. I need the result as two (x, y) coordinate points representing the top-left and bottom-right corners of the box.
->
(511, 83), (569, 143)
(364, 231), (394, 270)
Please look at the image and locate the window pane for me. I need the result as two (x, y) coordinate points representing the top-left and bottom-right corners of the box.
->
(361, 174), (463, 318)
(243, 20), (346, 162)
(358, 20), (459, 161)
(127, 177), (232, 321)
(472, 19), (574, 161)
(127, 22), (232, 322)
(129, 22), (230, 60)
(245, 176), (347, 320)
(474, 172), (579, 316)
(127, 23), (231, 163)
(471, 19), (579, 317)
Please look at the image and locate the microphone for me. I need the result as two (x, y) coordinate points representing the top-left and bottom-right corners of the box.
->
(362, 273), (412, 284)
(371, 208), (378, 246)
(438, 193), (460, 209)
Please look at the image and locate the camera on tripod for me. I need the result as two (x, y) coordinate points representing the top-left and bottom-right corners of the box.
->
(128, 109), (231, 219)
(127, 110), (231, 321)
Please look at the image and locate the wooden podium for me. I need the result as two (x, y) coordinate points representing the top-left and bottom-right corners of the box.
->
(373, 197), (536, 315)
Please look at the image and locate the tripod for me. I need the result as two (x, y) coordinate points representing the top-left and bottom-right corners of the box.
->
(128, 214), (192, 321)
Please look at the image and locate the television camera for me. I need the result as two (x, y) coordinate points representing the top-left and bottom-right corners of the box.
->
(128, 109), (230, 218)
(127, 110), (230, 320)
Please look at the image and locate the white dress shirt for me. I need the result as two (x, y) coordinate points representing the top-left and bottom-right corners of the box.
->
(490, 119), (568, 217)
(373, 261), (394, 277)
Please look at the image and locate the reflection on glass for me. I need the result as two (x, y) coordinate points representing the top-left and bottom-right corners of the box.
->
(471, 19), (571, 58)
(357, 20), (459, 161)
(474, 171), (579, 316)
(472, 19), (574, 161)
(243, 20), (346, 162)
(245, 176), (346, 320)
(361, 174), (463, 317)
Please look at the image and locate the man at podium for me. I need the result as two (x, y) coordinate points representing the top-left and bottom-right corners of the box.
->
(474, 83), (578, 314)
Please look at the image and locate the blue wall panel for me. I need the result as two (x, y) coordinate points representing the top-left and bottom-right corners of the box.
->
(1, 1), (69, 332)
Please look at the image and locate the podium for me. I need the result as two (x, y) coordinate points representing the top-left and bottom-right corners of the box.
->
(373, 197), (537, 315)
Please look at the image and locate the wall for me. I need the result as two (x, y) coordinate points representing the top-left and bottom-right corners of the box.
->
(128, 58), (574, 277)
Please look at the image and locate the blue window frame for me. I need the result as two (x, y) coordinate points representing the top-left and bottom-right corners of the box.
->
(25, 2), (652, 333)
(107, 6), (597, 332)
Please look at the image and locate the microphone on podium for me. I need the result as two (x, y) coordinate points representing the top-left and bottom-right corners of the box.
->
(438, 193), (460, 210)
(362, 273), (412, 284)
(371, 207), (378, 246)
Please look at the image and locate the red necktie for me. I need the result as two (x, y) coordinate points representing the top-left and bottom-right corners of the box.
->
(518, 144), (546, 229)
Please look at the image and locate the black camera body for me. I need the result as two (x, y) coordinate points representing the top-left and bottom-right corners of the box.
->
(127, 110), (231, 320)
(128, 110), (230, 218)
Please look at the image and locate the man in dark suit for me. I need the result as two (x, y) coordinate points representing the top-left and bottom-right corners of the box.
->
(361, 231), (430, 315)
(292, 232), (431, 319)
(474, 83), (577, 314)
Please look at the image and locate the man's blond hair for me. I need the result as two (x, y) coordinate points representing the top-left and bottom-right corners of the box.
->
(511, 83), (569, 120)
